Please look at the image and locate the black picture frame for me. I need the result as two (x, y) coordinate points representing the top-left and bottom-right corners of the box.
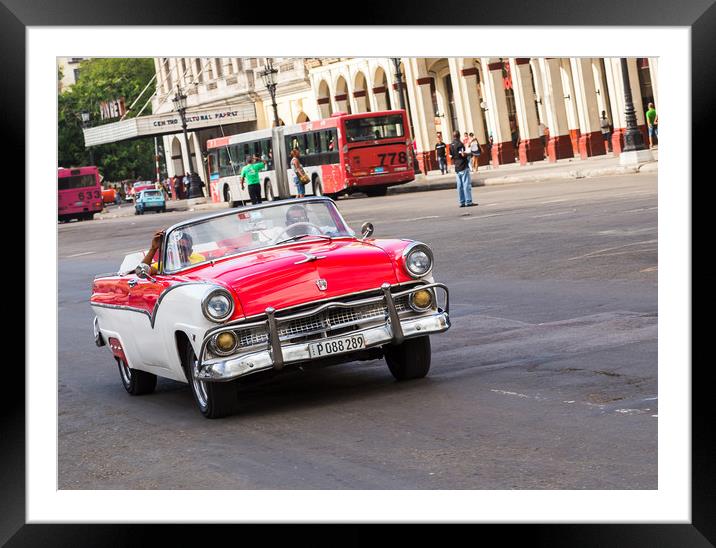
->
(6, 0), (709, 545)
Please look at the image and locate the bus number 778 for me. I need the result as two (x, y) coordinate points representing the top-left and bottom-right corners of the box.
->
(378, 152), (407, 166)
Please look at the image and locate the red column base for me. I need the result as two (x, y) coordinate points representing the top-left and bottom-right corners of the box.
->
(416, 150), (436, 173)
(611, 128), (625, 156)
(491, 141), (516, 166)
(518, 137), (546, 165)
(569, 128), (581, 156)
(578, 130), (607, 159)
(547, 135), (574, 162)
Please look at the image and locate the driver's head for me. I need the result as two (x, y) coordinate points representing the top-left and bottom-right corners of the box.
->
(286, 204), (309, 226)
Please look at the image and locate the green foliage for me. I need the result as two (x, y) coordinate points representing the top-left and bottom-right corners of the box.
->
(58, 58), (157, 181)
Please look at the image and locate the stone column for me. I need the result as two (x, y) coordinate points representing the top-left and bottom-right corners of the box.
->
(538, 58), (574, 161)
(648, 57), (659, 108)
(449, 58), (489, 166)
(482, 58), (515, 166)
(529, 59), (547, 124)
(603, 58), (647, 155)
(334, 92), (351, 114)
(591, 59), (612, 123)
(570, 57), (606, 159)
(560, 59), (581, 156)
(413, 75), (439, 172)
(509, 58), (544, 164)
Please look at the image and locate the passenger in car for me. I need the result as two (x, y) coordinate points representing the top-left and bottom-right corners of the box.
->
(142, 229), (205, 275)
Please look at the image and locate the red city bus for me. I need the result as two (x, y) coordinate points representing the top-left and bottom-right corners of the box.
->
(206, 109), (414, 204)
(58, 166), (103, 222)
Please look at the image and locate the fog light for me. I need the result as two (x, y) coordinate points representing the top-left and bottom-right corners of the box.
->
(410, 289), (433, 311)
(214, 331), (237, 354)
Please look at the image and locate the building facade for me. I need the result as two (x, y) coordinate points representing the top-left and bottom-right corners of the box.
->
(147, 56), (658, 183)
(57, 57), (89, 92)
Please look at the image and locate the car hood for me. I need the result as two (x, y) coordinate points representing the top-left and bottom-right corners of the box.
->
(188, 239), (399, 317)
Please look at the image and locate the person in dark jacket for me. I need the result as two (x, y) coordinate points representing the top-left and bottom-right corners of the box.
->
(449, 130), (476, 208)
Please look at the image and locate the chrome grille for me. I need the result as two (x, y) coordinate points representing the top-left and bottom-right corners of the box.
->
(236, 327), (268, 347)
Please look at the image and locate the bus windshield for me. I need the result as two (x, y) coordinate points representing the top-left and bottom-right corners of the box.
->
(344, 114), (405, 143)
(58, 174), (97, 191)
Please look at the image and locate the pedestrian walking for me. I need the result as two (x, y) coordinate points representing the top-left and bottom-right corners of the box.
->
(435, 134), (448, 175)
(290, 148), (309, 198)
(469, 132), (481, 173)
(486, 134), (494, 168)
(600, 111), (612, 152)
(240, 155), (265, 205)
(538, 122), (548, 158)
(449, 130), (475, 208)
(462, 132), (470, 149)
(646, 102), (658, 148)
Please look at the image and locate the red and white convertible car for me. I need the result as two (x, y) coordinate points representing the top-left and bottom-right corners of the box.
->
(91, 198), (450, 418)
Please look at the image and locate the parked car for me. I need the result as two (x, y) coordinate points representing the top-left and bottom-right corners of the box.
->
(127, 181), (155, 201)
(90, 198), (451, 418)
(134, 189), (166, 214)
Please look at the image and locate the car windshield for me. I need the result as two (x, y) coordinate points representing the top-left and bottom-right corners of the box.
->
(143, 190), (162, 198)
(162, 200), (355, 272)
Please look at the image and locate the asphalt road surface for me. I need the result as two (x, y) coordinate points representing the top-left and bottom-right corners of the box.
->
(58, 173), (658, 489)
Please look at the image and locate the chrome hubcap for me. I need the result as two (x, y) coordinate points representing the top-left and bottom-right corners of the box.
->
(119, 359), (132, 386)
(191, 355), (209, 409)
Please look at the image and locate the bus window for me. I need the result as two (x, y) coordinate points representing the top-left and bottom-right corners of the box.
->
(260, 139), (273, 169)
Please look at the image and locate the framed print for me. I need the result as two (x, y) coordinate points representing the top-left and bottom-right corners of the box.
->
(7, 0), (710, 544)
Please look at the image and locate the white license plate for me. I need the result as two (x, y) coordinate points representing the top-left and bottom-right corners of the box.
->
(309, 334), (365, 358)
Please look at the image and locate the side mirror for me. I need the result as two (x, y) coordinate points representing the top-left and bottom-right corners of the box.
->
(135, 262), (154, 280)
(361, 222), (374, 239)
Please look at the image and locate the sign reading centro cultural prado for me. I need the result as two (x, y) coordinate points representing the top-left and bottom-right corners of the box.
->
(82, 104), (256, 147)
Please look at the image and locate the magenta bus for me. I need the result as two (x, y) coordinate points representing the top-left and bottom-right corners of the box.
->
(58, 166), (103, 222)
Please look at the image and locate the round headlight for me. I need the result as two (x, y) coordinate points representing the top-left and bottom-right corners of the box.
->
(403, 243), (434, 278)
(410, 289), (434, 311)
(202, 288), (234, 322)
(213, 331), (238, 355)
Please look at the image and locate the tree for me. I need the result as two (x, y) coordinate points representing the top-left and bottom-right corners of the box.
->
(57, 58), (156, 181)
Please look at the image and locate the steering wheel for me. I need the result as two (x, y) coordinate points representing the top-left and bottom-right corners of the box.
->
(272, 222), (324, 244)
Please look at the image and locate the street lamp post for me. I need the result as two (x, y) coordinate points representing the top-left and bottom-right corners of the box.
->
(80, 111), (95, 166)
(618, 58), (653, 164)
(259, 58), (280, 128)
(172, 87), (204, 199)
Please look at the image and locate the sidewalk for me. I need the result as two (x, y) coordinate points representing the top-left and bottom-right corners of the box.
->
(390, 148), (658, 195)
(96, 149), (657, 219)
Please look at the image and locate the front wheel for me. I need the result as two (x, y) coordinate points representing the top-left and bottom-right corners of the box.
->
(384, 336), (431, 381)
(117, 358), (157, 395)
(184, 343), (239, 419)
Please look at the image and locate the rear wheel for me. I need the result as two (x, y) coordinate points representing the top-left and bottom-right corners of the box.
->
(184, 343), (239, 419)
(117, 358), (157, 395)
(365, 185), (388, 197)
(264, 181), (275, 202)
(313, 177), (323, 196)
(384, 336), (431, 381)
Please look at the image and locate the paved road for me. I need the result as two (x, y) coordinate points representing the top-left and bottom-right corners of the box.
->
(58, 173), (657, 489)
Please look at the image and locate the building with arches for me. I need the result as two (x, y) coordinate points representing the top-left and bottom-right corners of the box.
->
(83, 56), (658, 189)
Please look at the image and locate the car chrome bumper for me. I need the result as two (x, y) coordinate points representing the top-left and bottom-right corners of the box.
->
(196, 310), (450, 382)
(195, 283), (450, 381)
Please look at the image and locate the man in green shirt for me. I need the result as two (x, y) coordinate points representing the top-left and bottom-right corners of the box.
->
(645, 102), (658, 149)
(240, 155), (266, 204)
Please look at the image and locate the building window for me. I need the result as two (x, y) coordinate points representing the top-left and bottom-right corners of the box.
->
(215, 58), (223, 79)
(73, 68), (80, 83)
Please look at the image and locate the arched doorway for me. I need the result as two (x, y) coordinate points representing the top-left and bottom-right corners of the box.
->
(334, 75), (351, 114)
(171, 136), (184, 176)
(317, 79), (332, 118)
(353, 71), (370, 112)
(373, 66), (392, 111)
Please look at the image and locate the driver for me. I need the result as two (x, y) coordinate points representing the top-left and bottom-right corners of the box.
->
(284, 204), (316, 238)
(142, 229), (205, 274)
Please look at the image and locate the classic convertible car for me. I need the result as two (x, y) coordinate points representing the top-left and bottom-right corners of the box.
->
(91, 197), (450, 418)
